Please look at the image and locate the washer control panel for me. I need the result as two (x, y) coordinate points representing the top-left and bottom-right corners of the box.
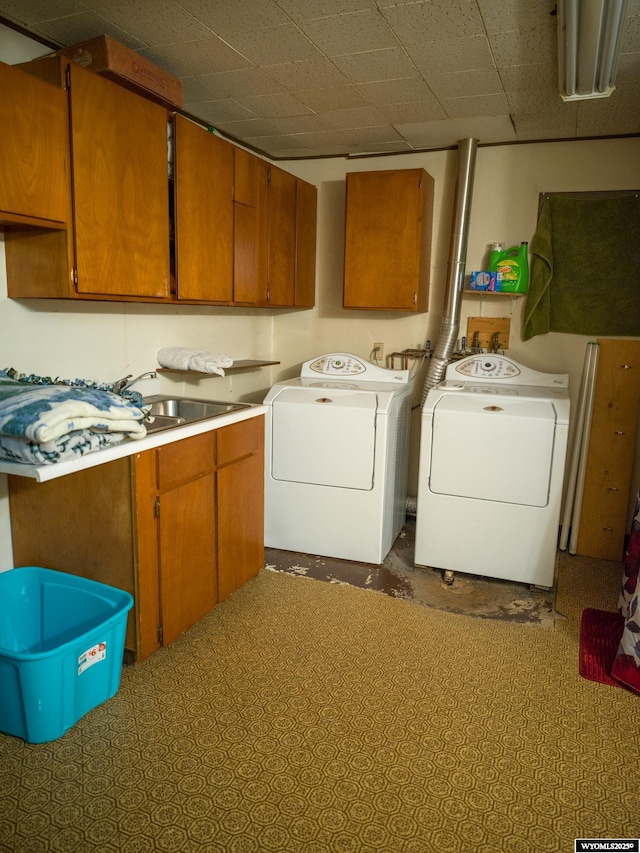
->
(454, 355), (521, 379)
(308, 355), (366, 375)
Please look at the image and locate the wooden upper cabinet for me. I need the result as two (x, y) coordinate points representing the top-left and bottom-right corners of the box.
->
(267, 168), (317, 308)
(295, 178), (317, 308)
(173, 115), (234, 302)
(0, 60), (71, 227)
(343, 168), (434, 312)
(268, 165), (296, 307)
(234, 148), (269, 305)
(69, 62), (170, 298)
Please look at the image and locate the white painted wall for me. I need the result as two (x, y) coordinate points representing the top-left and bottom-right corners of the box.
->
(2, 24), (639, 571)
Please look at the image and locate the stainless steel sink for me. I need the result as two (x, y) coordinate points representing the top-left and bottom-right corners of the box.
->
(143, 395), (251, 434)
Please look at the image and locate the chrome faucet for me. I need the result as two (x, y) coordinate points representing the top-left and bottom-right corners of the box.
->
(113, 371), (157, 393)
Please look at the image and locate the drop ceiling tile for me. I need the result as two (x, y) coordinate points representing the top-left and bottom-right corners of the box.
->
(341, 124), (403, 145)
(576, 85), (640, 135)
(79, 0), (212, 47)
(235, 91), (314, 118)
(0, 0), (84, 25)
(489, 24), (556, 68)
(267, 114), (334, 134)
(286, 129), (356, 149)
(512, 112), (577, 139)
(477, 0), (558, 34)
(353, 139), (414, 153)
(618, 50), (640, 81)
(214, 117), (281, 137)
(381, 0), (486, 49)
(264, 58), (348, 89)
(225, 22), (323, 65)
(276, 0), (375, 22)
(379, 100), (447, 123)
(426, 69), (503, 99)
(300, 10), (399, 56)
(183, 99), (257, 124)
(322, 105), (388, 130)
(443, 93), (510, 118)
(397, 114), (517, 148)
(499, 62), (558, 93)
(506, 88), (571, 114)
(25, 12), (145, 49)
(408, 35), (495, 73)
(244, 135), (307, 154)
(182, 68), (284, 101)
(174, 0), (288, 38)
(144, 38), (251, 77)
(357, 76), (437, 106)
(295, 86), (370, 112)
(332, 47), (419, 83)
(621, 12), (640, 52)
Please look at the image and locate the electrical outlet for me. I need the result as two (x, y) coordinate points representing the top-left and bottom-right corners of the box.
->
(373, 341), (385, 361)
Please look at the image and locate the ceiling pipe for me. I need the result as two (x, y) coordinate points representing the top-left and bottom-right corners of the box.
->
(421, 137), (478, 404)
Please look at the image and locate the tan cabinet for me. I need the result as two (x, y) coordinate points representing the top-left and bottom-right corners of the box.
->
(268, 165), (317, 308)
(173, 115), (234, 302)
(6, 57), (170, 300)
(0, 60), (71, 228)
(343, 168), (434, 311)
(8, 416), (265, 662)
(576, 339), (640, 562)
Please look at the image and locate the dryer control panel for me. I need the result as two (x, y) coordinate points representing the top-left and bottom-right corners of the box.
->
(303, 353), (410, 384)
(308, 355), (366, 375)
(455, 355), (521, 379)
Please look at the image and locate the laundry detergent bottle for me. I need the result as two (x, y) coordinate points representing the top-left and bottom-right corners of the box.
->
(489, 241), (529, 293)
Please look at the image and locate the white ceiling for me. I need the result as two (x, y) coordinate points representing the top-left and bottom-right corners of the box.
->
(1, 0), (639, 159)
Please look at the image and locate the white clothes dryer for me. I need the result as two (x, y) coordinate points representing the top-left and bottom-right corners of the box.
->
(415, 354), (570, 587)
(264, 353), (412, 564)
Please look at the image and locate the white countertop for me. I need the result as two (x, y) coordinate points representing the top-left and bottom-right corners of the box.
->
(0, 404), (267, 483)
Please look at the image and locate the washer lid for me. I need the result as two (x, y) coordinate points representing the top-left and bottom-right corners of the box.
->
(429, 394), (558, 506)
(270, 386), (377, 490)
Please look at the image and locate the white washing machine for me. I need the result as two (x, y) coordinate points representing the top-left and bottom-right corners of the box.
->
(264, 353), (412, 564)
(415, 354), (570, 587)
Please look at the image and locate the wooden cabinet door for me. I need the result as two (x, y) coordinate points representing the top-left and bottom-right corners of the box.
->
(344, 168), (433, 311)
(234, 149), (268, 305)
(0, 61), (70, 226)
(174, 115), (234, 302)
(69, 62), (170, 298)
(157, 432), (217, 646)
(268, 165), (296, 306)
(295, 178), (317, 307)
(576, 339), (640, 561)
(217, 417), (265, 602)
(158, 472), (217, 646)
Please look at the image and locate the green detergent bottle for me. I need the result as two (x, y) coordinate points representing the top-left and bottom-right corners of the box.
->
(489, 241), (529, 293)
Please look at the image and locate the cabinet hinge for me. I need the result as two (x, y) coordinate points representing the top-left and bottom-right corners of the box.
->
(72, 267), (78, 291)
(157, 625), (163, 645)
(64, 64), (71, 91)
(418, 175), (422, 188)
(413, 292), (417, 304)
(153, 498), (160, 518)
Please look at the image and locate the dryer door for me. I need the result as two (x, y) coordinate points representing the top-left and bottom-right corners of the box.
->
(429, 395), (557, 506)
(271, 387), (376, 489)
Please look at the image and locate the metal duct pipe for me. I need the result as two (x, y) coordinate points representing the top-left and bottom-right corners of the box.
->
(421, 138), (478, 404)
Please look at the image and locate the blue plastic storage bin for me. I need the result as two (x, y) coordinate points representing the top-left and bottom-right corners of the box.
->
(0, 566), (134, 743)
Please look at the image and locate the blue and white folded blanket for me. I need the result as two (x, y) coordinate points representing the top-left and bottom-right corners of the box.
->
(0, 370), (147, 465)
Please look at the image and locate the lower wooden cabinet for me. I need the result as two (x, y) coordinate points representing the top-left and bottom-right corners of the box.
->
(8, 415), (265, 661)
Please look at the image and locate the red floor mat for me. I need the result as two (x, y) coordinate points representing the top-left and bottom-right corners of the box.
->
(579, 608), (625, 686)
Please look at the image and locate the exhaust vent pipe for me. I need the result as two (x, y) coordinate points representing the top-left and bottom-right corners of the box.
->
(421, 138), (478, 404)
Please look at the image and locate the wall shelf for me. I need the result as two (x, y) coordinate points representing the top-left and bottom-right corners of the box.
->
(157, 359), (280, 376)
